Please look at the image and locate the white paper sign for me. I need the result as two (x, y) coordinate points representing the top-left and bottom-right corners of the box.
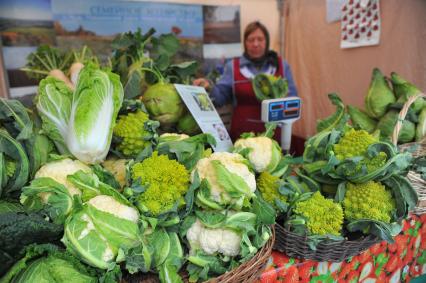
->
(174, 84), (233, 152)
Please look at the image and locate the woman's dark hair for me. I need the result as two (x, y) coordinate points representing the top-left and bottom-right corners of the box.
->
(243, 21), (270, 53)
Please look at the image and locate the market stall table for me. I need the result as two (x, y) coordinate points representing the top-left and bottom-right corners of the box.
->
(256, 214), (426, 283)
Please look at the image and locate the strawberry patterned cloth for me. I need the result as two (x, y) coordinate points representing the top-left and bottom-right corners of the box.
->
(340, 0), (381, 49)
(258, 214), (426, 282)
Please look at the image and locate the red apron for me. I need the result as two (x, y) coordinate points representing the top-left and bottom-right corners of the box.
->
(230, 57), (284, 142)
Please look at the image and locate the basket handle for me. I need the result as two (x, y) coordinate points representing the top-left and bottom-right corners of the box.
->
(392, 93), (426, 145)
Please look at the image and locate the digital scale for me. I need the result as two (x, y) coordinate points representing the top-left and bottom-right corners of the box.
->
(261, 97), (302, 152)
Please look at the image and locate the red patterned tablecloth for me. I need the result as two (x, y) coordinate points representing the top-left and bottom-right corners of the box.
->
(257, 214), (426, 283)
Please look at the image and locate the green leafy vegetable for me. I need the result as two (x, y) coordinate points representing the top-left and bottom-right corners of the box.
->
(316, 93), (349, 133)
(177, 112), (201, 136)
(0, 212), (63, 276)
(0, 244), (98, 283)
(376, 110), (416, 143)
(416, 107), (426, 141)
(347, 105), (377, 133)
(391, 72), (425, 113)
(0, 130), (30, 198)
(157, 133), (215, 171)
(252, 73), (288, 101)
(20, 177), (74, 224)
(364, 68), (396, 118)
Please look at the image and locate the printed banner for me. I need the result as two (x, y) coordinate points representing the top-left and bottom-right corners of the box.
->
(52, 0), (203, 63)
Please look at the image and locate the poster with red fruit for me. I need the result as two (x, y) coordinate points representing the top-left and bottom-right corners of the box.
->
(341, 0), (381, 49)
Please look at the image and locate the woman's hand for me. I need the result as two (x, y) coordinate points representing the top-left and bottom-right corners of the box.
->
(192, 78), (210, 89)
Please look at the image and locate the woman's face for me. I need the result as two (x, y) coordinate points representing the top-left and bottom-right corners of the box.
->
(245, 28), (267, 59)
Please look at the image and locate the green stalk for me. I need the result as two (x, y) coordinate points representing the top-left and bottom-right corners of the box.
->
(140, 66), (165, 83)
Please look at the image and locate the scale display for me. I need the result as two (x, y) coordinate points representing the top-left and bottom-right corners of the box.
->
(262, 98), (301, 122)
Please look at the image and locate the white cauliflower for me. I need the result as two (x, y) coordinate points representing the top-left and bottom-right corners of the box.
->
(186, 219), (241, 257)
(35, 158), (92, 197)
(234, 136), (282, 173)
(191, 152), (256, 203)
(102, 158), (128, 188)
(88, 195), (139, 223)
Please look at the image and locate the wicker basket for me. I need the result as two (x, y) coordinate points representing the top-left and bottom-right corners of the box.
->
(392, 93), (426, 214)
(273, 224), (380, 262)
(125, 225), (275, 283)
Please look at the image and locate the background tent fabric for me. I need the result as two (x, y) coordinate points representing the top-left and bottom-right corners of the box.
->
(284, 0), (426, 139)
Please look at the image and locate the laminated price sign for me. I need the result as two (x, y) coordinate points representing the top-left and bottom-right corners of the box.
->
(174, 84), (233, 152)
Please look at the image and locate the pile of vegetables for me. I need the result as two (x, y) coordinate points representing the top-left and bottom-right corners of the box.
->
(347, 68), (426, 143)
(0, 28), (278, 283)
(259, 90), (419, 249)
(1, 28), (422, 282)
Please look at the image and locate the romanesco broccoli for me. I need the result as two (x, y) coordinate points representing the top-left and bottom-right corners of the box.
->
(257, 172), (287, 208)
(333, 128), (388, 173)
(113, 110), (154, 156)
(333, 129), (377, 160)
(343, 181), (395, 223)
(293, 191), (343, 236)
(131, 152), (190, 215)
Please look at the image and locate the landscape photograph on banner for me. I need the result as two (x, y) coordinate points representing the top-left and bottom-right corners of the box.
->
(0, 0), (54, 98)
(52, 0), (203, 63)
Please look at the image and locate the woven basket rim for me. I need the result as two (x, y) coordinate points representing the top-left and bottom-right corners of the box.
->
(273, 224), (380, 262)
(277, 223), (379, 244)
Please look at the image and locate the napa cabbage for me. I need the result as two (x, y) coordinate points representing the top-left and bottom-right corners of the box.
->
(36, 65), (123, 164)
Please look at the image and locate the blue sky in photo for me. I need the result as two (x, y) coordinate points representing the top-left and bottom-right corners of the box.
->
(0, 0), (52, 20)
(51, 0), (203, 38)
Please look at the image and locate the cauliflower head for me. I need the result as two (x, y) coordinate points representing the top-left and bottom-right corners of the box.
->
(186, 219), (241, 257)
(343, 181), (395, 223)
(113, 110), (154, 156)
(191, 152), (256, 204)
(234, 136), (282, 173)
(293, 191), (343, 236)
(35, 158), (92, 196)
(131, 151), (190, 215)
(257, 172), (287, 209)
(333, 128), (388, 173)
(88, 195), (139, 223)
(102, 158), (128, 188)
